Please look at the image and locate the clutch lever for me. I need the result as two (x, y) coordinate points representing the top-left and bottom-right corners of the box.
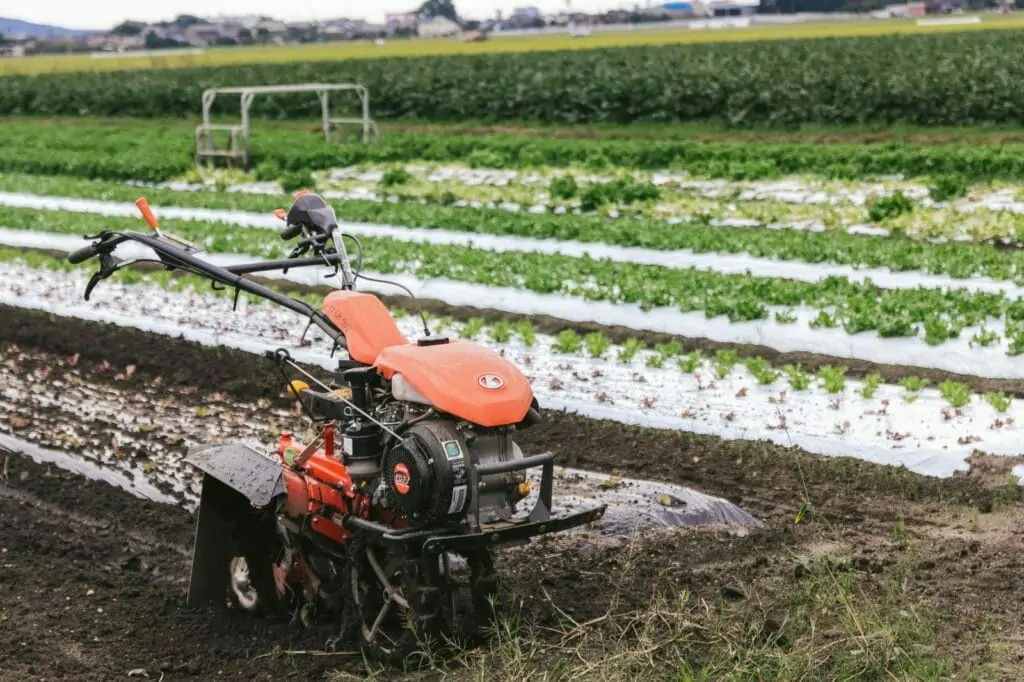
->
(84, 251), (118, 301)
(285, 232), (331, 263)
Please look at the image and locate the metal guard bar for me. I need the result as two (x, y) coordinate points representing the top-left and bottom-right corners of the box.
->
(341, 504), (607, 554)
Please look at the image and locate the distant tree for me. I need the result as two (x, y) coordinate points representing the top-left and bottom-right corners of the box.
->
(144, 31), (189, 49)
(174, 14), (202, 27)
(417, 0), (460, 22)
(112, 21), (146, 36)
(256, 27), (271, 43)
(0, 33), (9, 46)
(237, 28), (254, 45)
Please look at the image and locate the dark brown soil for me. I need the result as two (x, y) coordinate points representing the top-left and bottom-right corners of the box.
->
(0, 453), (348, 681)
(2, 309), (1024, 680)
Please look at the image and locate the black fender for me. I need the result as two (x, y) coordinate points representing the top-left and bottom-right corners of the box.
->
(184, 443), (285, 608)
(186, 442), (285, 508)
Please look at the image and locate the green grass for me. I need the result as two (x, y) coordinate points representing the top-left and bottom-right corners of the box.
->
(325, 541), (956, 682)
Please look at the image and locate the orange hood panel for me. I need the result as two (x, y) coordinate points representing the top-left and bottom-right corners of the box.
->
(322, 290), (407, 365)
(375, 340), (534, 427)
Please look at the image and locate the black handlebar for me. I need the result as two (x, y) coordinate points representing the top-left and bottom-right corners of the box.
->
(65, 230), (349, 349)
(68, 243), (100, 265)
(65, 191), (355, 347)
(279, 223), (303, 240)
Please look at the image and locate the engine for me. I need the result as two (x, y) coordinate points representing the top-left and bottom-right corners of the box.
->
(380, 418), (530, 528)
(285, 373), (535, 532)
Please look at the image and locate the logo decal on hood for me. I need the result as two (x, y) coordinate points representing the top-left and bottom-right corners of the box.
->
(478, 374), (505, 390)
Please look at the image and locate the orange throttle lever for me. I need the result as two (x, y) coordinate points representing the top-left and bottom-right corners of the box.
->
(135, 197), (162, 237)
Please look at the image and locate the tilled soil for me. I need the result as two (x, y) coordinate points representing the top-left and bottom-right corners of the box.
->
(2, 311), (1024, 680)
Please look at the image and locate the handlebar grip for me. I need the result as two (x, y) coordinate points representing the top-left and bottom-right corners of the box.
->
(68, 243), (100, 265)
(279, 223), (303, 240)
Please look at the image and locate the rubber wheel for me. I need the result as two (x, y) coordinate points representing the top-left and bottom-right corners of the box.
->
(226, 508), (293, 619)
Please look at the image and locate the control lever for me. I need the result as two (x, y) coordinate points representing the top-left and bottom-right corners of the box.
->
(136, 197), (201, 253)
(136, 198), (161, 237)
(287, 233), (330, 258)
(84, 250), (117, 301)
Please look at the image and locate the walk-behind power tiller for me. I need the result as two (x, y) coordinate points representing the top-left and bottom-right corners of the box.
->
(67, 191), (606, 662)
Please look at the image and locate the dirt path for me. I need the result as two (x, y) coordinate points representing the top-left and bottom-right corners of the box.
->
(2, 312), (1024, 680)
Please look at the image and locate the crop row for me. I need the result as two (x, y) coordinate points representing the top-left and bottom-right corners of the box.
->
(0, 244), (1016, 413)
(4, 119), (1024, 182)
(10, 32), (1024, 126)
(17, 158), (1024, 250)
(10, 206), (1024, 351)
(5, 177), (1024, 286)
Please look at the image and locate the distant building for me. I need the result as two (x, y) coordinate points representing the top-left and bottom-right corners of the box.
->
(319, 22), (353, 40)
(512, 6), (542, 19)
(885, 1), (926, 16)
(926, 0), (967, 11)
(184, 23), (228, 46)
(688, 0), (759, 15)
(510, 6), (544, 27)
(385, 12), (418, 28)
(252, 19), (287, 36)
(663, 2), (697, 17)
(0, 44), (26, 58)
(208, 14), (263, 30)
(417, 16), (461, 38)
(350, 21), (389, 39)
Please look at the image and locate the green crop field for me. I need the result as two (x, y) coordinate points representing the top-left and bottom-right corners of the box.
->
(2, 13), (1023, 77)
(5, 117), (1024, 183)
(7, 28), (1024, 128)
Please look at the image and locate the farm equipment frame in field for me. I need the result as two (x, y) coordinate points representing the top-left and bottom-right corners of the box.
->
(194, 83), (380, 169)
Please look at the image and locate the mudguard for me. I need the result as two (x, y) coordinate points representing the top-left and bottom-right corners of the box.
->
(185, 443), (286, 608)
(185, 442), (285, 508)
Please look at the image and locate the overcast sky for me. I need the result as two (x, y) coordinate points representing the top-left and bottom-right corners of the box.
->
(7, 0), (641, 31)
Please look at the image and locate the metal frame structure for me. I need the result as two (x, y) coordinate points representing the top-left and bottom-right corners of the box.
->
(195, 83), (379, 168)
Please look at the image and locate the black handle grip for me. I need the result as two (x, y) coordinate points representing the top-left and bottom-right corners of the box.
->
(68, 243), (100, 264)
(279, 223), (302, 240)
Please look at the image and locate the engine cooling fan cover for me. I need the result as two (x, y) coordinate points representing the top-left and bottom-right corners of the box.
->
(382, 421), (469, 527)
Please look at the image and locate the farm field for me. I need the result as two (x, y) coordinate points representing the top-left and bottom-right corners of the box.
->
(4, 39), (1024, 676)
(4, 326), (1023, 680)
(3, 14), (1023, 77)
(11, 30), (1024, 127)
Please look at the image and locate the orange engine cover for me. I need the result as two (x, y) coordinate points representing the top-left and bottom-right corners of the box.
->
(323, 290), (408, 365)
(375, 340), (534, 427)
